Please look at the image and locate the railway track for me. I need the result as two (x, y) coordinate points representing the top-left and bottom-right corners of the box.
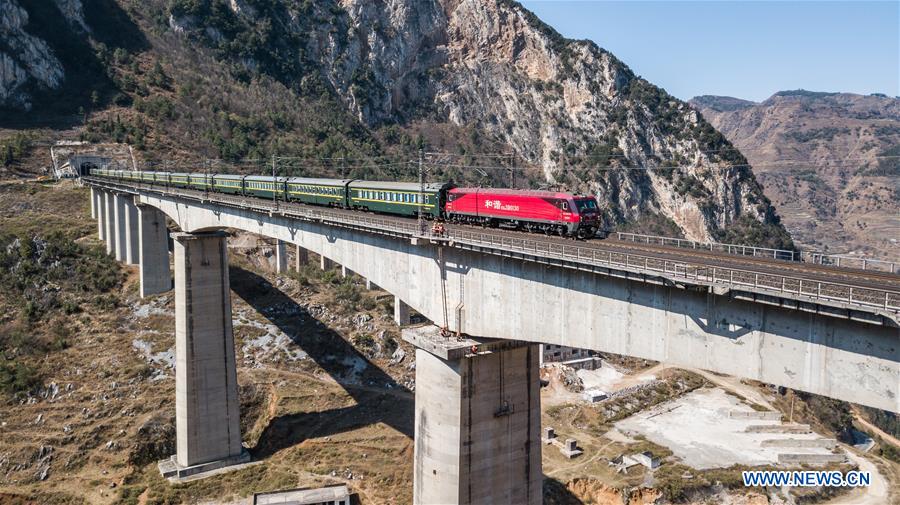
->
(85, 178), (900, 311)
(305, 206), (899, 292)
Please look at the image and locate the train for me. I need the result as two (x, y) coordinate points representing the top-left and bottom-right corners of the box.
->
(88, 168), (601, 238)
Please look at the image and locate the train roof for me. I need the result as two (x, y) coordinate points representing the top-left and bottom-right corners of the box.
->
(348, 180), (451, 192)
(286, 177), (353, 186)
(211, 173), (243, 180)
(449, 187), (593, 199)
(244, 175), (288, 182)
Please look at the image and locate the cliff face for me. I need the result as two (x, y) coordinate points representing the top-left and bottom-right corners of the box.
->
(692, 91), (900, 256)
(5, 0), (790, 245)
(264, 0), (782, 242)
(0, 0), (66, 111)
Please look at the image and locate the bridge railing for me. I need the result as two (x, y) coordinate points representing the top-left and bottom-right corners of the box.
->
(450, 229), (900, 313)
(615, 232), (799, 261)
(616, 232), (898, 274)
(85, 178), (900, 314)
(799, 252), (897, 274)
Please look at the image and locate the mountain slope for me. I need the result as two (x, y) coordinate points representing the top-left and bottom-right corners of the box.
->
(2, 0), (791, 247)
(691, 91), (900, 256)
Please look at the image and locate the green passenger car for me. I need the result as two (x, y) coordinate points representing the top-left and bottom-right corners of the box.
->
(188, 173), (213, 191)
(347, 180), (451, 218)
(169, 172), (190, 188)
(211, 174), (244, 195)
(244, 175), (287, 199)
(285, 177), (350, 206)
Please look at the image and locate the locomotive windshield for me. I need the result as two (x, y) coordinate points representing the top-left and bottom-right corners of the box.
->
(575, 199), (597, 211)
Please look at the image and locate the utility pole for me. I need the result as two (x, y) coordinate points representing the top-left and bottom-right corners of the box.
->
(271, 154), (277, 210)
(417, 149), (426, 237)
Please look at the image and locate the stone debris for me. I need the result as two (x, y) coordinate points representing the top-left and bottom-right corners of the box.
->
(389, 347), (406, 365)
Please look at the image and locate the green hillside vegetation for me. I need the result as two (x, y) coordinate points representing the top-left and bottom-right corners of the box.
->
(0, 183), (122, 397)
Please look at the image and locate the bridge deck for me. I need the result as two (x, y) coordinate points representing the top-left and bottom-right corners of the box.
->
(83, 177), (900, 318)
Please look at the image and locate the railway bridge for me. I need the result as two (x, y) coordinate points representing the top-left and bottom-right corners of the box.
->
(83, 177), (899, 504)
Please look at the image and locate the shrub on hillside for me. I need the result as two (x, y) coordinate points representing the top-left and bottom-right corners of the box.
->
(0, 232), (120, 327)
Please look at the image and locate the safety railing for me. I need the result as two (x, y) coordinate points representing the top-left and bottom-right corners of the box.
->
(85, 178), (900, 314)
(453, 229), (900, 312)
(801, 252), (897, 274)
(616, 232), (798, 261)
(616, 232), (898, 274)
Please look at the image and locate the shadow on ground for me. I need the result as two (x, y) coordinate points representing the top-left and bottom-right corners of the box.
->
(229, 266), (413, 458)
(543, 477), (586, 504)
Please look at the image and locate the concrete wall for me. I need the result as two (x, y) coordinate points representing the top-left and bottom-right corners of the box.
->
(124, 196), (140, 265)
(138, 205), (172, 298)
(103, 192), (116, 256)
(413, 345), (541, 505)
(139, 194), (900, 412)
(113, 193), (128, 262)
(96, 189), (106, 241)
(173, 232), (243, 467)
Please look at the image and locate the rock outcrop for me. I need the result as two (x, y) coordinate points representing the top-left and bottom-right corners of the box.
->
(0, 0), (65, 111)
(304, 0), (781, 241)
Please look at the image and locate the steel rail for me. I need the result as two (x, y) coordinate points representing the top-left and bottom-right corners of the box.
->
(84, 178), (900, 314)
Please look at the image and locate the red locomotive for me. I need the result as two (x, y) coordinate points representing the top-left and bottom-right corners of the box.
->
(445, 187), (600, 238)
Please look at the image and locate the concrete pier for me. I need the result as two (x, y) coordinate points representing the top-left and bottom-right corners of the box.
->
(113, 193), (128, 262)
(320, 254), (335, 271)
(124, 196), (140, 265)
(394, 297), (410, 326)
(341, 265), (351, 278)
(96, 190), (106, 241)
(138, 205), (172, 298)
(159, 231), (248, 479)
(404, 327), (542, 505)
(365, 278), (378, 290)
(104, 192), (116, 256)
(90, 187), (97, 219)
(294, 244), (309, 271)
(274, 240), (287, 274)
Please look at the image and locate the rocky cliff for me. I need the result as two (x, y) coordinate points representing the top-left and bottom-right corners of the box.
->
(692, 91), (899, 256)
(4, 0), (790, 246)
(0, 0), (66, 111)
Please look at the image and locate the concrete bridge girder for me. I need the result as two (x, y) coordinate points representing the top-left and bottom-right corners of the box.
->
(135, 193), (900, 414)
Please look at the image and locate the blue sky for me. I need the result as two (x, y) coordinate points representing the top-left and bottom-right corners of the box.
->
(520, 1), (899, 102)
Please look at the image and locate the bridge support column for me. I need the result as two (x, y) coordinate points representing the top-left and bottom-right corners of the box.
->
(90, 187), (97, 219)
(274, 240), (287, 274)
(394, 297), (410, 326)
(320, 255), (335, 271)
(96, 190), (106, 241)
(124, 196), (140, 265)
(341, 265), (352, 278)
(404, 329), (542, 505)
(294, 245), (308, 271)
(113, 193), (128, 262)
(138, 205), (171, 298)
(158, 231), (248, 480)
(104, 192), (116, 256)
(365, 278), (378, 290)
